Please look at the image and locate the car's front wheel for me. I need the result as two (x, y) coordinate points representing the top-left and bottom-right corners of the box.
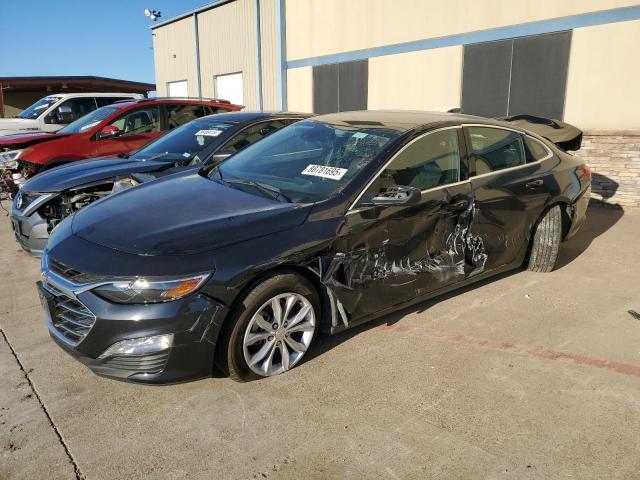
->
(219, 273), (319, 382)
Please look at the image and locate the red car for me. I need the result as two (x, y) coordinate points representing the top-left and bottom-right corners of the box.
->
(0, 98), (242, 184)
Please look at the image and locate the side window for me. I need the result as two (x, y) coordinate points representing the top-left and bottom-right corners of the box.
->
(165, 104), (210, 129)
(209, 106), (231, 115)
(108, 106), (160, 137)
(220, 120), (289, 154)
(359, 129), (461, 202)
(468, 127), (525, 176)
(97, 97), (132, 107)
(58, 97), (97, 121)
(523, 136), (550, 163)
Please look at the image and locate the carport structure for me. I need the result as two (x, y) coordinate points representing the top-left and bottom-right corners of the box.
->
(0, 76), (155, 118)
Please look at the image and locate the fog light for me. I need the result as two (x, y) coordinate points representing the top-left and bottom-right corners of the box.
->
(98, 333), (173, 359)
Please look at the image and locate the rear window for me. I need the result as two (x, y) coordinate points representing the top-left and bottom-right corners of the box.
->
(524, 136), (550, 163)
(468, 126), (525, 175)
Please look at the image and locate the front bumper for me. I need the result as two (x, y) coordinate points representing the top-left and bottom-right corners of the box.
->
(38, 278), (230, 384)
(10, 208), (49, 256)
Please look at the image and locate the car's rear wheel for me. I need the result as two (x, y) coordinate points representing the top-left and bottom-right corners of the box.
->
(219, 273), (319, 382)
(527, 204), (562, 272)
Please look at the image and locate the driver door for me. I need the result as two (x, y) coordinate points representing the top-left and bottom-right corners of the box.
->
(329, 127), (475, 320)
(94, 106), (161, 157)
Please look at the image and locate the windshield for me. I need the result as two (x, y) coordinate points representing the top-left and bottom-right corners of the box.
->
(58, 106), (118, 134)
(130, 117), (235, 161)
(17, 96), (61, 119)
(215, 120), (401, 203)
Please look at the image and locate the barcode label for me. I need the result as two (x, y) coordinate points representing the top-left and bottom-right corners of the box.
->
(301, 164), (348, 180)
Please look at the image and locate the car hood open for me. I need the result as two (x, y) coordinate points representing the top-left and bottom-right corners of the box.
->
(71, 172), (311, 256)
(23, 157), (176, 193)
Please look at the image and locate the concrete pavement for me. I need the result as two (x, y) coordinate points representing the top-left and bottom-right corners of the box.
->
(1, 202), (639, 479)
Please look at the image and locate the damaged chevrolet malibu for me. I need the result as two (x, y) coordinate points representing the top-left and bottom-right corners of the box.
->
(38, 111), (591, 383)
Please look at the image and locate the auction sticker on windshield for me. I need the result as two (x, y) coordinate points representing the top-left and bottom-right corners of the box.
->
(301, 164), (348, 180)
(196, 129), (223, 137)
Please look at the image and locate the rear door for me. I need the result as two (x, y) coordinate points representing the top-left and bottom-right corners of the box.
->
(329, 127), (475, 320)
(464, 125), (554, 273)
(94, 105), (161, 156)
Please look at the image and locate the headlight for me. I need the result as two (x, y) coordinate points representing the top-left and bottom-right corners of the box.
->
(0, 149), (24, 169)
(92, 274), (210, 304)
(98, 333), (173, 358)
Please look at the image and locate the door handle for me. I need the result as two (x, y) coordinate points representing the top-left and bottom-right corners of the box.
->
(525, 179), (544, 189)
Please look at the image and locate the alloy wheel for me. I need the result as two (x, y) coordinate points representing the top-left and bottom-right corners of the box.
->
(242, 292), (316, 376)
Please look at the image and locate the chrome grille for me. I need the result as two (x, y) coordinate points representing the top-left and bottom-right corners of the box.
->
(45, 284), (96, 346)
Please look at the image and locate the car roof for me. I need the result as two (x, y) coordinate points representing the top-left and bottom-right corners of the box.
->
(110, 97), (244, 110)
(311, 110), (506, 132)
(195, 111), (312, 124)
(43, 92), (142, 99)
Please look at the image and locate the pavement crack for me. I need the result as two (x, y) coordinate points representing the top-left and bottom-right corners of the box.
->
(0, 328), (85, 480)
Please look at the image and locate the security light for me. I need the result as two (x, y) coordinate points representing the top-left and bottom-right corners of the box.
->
(144, 8), (161, 21)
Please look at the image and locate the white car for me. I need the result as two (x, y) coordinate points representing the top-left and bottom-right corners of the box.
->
(0, 92), (143, 137)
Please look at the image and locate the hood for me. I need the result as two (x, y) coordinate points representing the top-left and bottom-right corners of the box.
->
(22, 157), (176, 193)
(0, 118), (41, 136)
(0, 131), (69, 148)
(71, 172), (311, 255)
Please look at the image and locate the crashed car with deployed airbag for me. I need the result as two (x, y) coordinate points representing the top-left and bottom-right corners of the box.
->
(11, 111), (309, 255)
(38, 111), (590, 384)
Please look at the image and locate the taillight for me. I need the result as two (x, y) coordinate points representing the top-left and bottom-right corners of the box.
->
(581, 164), (592, 182)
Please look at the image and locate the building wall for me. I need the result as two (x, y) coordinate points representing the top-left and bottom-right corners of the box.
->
(576, 133), (640, 207)
(285, 0), (639, 61)
(152, 17), (197, 97)
(3, 91), (43, 117)
(197, 0), (259, 107)
(564, 19), (640, 130)
(259, 0), (280, 110)
(367, 46), (462, 112)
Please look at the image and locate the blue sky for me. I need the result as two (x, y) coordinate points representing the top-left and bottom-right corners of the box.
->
(0, 0), (210, 86)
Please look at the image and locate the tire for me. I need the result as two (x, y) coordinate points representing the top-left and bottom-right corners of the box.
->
(527, 205), (562, 272)
(217, 273), (320, 382)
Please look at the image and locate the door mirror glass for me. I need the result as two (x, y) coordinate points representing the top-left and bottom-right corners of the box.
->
(371, 186), (422, 206)
(98, 125), (121, 139)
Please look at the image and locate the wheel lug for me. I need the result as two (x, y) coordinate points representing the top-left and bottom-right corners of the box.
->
(283, 321), (288, 328)
(267, 336), (274, 341)
(272, 323), (279, 330)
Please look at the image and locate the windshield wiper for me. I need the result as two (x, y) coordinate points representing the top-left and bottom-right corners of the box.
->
(224, 178), (291, 202)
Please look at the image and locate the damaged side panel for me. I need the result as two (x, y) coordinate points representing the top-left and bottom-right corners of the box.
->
(319, 182), (490, 327)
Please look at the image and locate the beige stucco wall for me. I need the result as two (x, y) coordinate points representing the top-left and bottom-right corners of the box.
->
(152, 17), (197, 96)
(285, 0), (639, 61)
(368, 46), (463, 112)
(286, 66), (313, 112)
(564, 19), (640, 130)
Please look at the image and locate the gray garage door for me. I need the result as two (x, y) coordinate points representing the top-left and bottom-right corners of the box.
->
(313, 60), (368, 114)
(461, 31), (572, 119)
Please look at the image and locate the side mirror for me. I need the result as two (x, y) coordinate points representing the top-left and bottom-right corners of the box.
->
(205, 151), (233, 166)
(55, 105), (75, 124)
(371, 186), (422, 206)
(98, 125), (121, 139)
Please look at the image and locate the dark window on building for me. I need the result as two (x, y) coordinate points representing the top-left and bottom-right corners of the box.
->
(462, 31), (571, 119)
(313, 60), (368, 114)
(467, 127), (525, 175)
